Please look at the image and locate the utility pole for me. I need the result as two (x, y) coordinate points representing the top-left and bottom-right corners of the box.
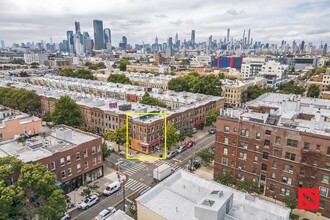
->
(116, 160), (126, 212)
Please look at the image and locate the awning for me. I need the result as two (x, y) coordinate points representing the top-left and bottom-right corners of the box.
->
(57, 182), (63, 188)
(194, 120), (202, 126)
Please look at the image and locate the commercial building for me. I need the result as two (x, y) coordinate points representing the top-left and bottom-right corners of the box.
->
(240, 57), (267, 79)
(23, 53), (48, 64)
(154, 53), (171, 65)
(93, 20), (104, 50)
(0, 106), (42, 142)
(293, 57), (317, 71)
(0, 125), (103, 193)
(259, 60), (288, 89)
(306, 68), (330, 93)
(212, 56), (243, 69)
(214, 93), (330, 217)
(221, 78), (267, 107)
(136, 170), (290, 220)
(126, 65), (160, 73)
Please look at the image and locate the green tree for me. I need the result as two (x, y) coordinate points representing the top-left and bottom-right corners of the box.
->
(118, 59), (130, 71)
(307, 84), (320, 98)
(246, 85), (273, 100)
(315, 67), (326, 74)
(107, 74), (132, 84)
(196, 148), (214, 166)
(166, 122), (179, 149)
(214, 173), (236, 186)
(282, 196), (298, 210)
(236, 181), (261, 194)
(59, 68), (96, 80)
(205, 110), (219, 127)
(19, 71), (29, 77)
(0, 156), (66, 220)
(102, 142), (110, 159)
(9, 59), (25, 65)
(80, 182), (100, 198)
(140, 92), (167, 108)
(104, 126), (126, 152)
(42, 112), (52, 122)
(51, 95), (82, 127)
(276, 82), (305, 95)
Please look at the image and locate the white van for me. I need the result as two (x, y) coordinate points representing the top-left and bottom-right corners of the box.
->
(103, 181), (121, 196)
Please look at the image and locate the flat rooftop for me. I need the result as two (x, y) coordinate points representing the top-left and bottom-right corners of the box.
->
(0, 126), (99, 163)
(137, 170), (290, 220)
(105, 210), (134, 220)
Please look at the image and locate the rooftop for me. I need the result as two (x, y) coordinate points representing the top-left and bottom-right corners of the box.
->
(0, 125), (100, 163)
(105, 210), (134, 220)
(136, 170), (290, 220)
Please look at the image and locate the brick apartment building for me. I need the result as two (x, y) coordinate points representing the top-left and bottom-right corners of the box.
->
(0, 125), (103, 193)
(214, 93), (330, 217)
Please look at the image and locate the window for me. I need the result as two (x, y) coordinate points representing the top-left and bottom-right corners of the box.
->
(239, 152), (247, 160)
(252, 167), (257, 173)
(0, 133), (3, 139)
(254, 156), (258, 162)
(255, 145), (260, 152)
(322, 175), (329, 184)
(284, 164), (294, 173)
(272, 161), (278, 168)
(275, 136), (281, 144)
(327, 147), (330, 155)
(76, 152), (80, 160)
(240, 129), (249, 137)
(261, 163), (267, 171)
(239, 142), (248, 149)
(264, 140), (270, 147)
(280, 188), (290, 196)
(271, 172), (276, 179)
(223, 148), (228, 155)
(320, 200), (325, 209)
(50, 161), (56, 170)
(263, 152), (269, 159)
(224, 126), (230, 132)
(237, 173), (245, 181)
(265, 130), (271, 135)
(260, 174), (266, 181)
(224, 137), (229, 144)
(84, 149), (88, 158)
(222, 157), (228, 165)
(320, 187), (328, 197)
(67, 155), (71, 164)
(287, 139), (298, 148)
(285, 152), (296, 161)
(316, 144), (321, 151)
(92, 146), (96, 154)
(300, 168), (305, 176)
(238, 163), (246, 170)
(77, 164), (81, 172)
(93, 157), (97, 165)
(61, 171), (66, 179)
(304, 142), (310, 150)
(282, 176), (292, 185)
(256, 132), (261, 140)
(269, 183), (275, 191)
(68, 168), (72, 176)
(273, 149), (281, 157)
(97, 144), (101, 152)
(298, 181), (303, 187)
(84, 161), (89, 169)
(98, 155), (101, 163)
(60, 158), (65, 167)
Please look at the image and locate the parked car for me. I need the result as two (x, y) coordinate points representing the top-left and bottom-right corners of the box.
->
(95, 207), (116, 220)
(103, 181), (121, 196)
(78, 195), (99, 210)
(192, 128), (198, 134)
(61, 213), (70, 220)
(177, 145), (187, 153)
(185, 141), (195, 148)
(209, 128), (216, 134)
(166, 151), (177, 159)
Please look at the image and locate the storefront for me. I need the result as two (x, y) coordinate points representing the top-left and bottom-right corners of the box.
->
(60, 175), (83, 194)
(84, 166), (103, 184)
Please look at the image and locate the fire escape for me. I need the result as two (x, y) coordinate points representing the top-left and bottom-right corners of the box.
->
(298, 148), (322, 187)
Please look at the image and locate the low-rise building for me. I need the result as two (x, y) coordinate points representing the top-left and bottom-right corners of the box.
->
(259, 60), (288, 89)
(0, 125), (103, 193)
(126, 65), (160, 73)
(240, 57), (267, 79)
(0, 106), (42, 142)
(24, 53), (48, 64)
(306, 68), (330, 93)
(136, 170), (290, 220)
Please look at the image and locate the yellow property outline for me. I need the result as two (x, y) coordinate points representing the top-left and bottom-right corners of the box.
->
(126, 112), (167, 161)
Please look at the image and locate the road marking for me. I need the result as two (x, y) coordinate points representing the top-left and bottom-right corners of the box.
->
(125, 179), (151, 194)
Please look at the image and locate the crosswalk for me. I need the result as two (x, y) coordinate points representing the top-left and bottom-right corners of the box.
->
(125, 179), (151, 195)
(122, 162), (148, 176)
(154, 160), (189, 172)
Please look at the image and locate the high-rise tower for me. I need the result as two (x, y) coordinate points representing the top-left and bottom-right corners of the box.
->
(191, 30), (196, 48)
(93, 19), (104, 50)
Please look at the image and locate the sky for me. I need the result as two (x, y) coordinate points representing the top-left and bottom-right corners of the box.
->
(0, 0), (329, 46)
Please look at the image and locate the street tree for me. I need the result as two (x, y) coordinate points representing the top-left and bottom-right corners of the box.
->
(196, 148), (214, 166)
(140, 92), (167, 108)
(166, 122), (179, 149)
(80, 182), (100, 198)
(205, 110), (219, 128)
(0, 156), (66, 220)
(51, 95), (82, 127)
(282, 196), (298, 210)
(59, 68), (96, 80)
(104, 126), (126, 152)
(307, 84), (320, 98)
(214, 173), (236, 186)
(107, 74), (132, 84)
(236, 181), (261, 194)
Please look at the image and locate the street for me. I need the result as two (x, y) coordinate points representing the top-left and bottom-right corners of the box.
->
(70, 132), (215, 220)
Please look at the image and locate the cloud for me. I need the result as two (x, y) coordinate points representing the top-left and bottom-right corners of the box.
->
(0, 0), (329, 45)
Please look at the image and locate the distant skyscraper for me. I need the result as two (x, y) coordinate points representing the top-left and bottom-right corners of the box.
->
(191, 30), (195, 47)
(226, 28), (230, 44)
(119, 36), (127, 50)
(300, 40), (305, 52)
(247, 29), (251, 47)
(166, 37), (173, 56)
(1, 40), (4, 48)
(154, 35), (159, 52)
(104, 28), (111, 46)
(323, 43), (328, 56)
(242, 30), (245, 48)
(208, 35), (213, 52)
(66, 31), (74, 53)
(75, 21), (81, 34)
(175, 33), (178, 44)
(93, 19), (104, 50)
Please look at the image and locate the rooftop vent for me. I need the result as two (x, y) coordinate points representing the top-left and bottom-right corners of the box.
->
(201, 199), (215, 207)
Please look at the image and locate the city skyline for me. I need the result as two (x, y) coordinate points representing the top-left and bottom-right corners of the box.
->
(0, 0), (329, 46)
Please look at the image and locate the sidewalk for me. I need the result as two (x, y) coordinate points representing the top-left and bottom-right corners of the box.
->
(66, 166), (117, 212)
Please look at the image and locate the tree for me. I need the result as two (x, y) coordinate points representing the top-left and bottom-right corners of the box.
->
(0, 156), (66, 220)
(104, 126), (126, 152)
(102, 142), (110, 159)
(59, 68), (95, 80)
(205, 110), (219, 127)
(214, 173), (236, 186)
(42, 112), (52, 122)
(196, 148), (214, 166)
(107, 74), (132, 84)
(51, 95), (82, 127)
(282, 196), (298, 210)
(80, 182), (100, 198)
(236, 181), (261, 194)
(307, 84), (320, 98)
(276, 81), (305, 95)
(140, 92), (167, 108)
(246, 85), (273, 100)
(166, 122), (179, 149)
(118, 59), (130, 71)
(19, 71), (29, 77)
(9, 59), (25, 65)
